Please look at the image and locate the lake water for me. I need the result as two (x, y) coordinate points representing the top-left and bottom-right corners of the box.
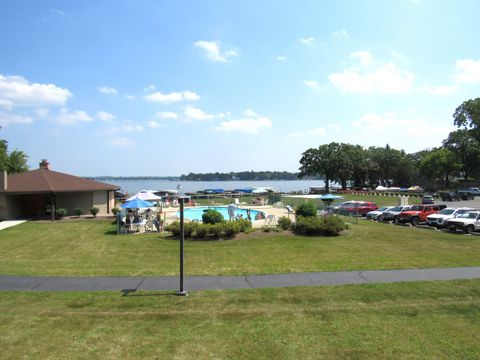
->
(101, 179), (326, 195)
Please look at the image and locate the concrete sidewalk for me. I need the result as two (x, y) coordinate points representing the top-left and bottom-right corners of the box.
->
(1, 266), (479, 292)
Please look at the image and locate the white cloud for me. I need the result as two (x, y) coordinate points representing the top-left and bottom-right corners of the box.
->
(97, 86), (118, 96)
(144, 90), (200, 103)
(184, 106), (217, 121)
(0, 99), (13, 110)
(96, 111), (115, 122)
(244, 109), (258, 117)
(453, 59), (480, 84)
(35, 108), (50, 118)
(194, 41), (239, 62)
(121, 124), (144, 132)
(277, 56), (287, 61)
(109, 137), (133, 146)
(349, 112), (455, 151)
(214, 109), (272, 134)
(303, 80), (321, 90)
(332, 29), (350, 38)
(329, 52), (415, 94)
(289, 127), (326, 138)
(147, 120), (162, 128)
(353, 113), (394, 129)
(144, 84), (156, 92)
(56, 108), (94, 125)
(125, 94), (136, 100)
(0, 111), (33, 126)
(155, 111), (178, 120)
(350, 51), (373, 66)
(0, 74), (71, 108)
(298, 37), (315, 45)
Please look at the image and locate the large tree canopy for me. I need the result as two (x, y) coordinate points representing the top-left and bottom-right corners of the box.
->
(453, 97), (480, 141)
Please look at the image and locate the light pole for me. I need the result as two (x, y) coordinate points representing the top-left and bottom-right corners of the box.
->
(176, 195), (190, 296)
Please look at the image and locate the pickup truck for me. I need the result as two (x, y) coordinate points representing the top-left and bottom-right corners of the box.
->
(456, 187), (480, 199)
(444, 211), (480, 234)
(397, 204), (446, 226)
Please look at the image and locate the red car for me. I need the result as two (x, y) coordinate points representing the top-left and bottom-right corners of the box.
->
(337, 201), (378, 216)
(397, 204), (446, 226)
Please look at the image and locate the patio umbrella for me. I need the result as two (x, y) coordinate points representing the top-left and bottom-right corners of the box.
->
(318, 193), (344, 206)
(126, 190), (163, 202)
(120, 198), (155, 209)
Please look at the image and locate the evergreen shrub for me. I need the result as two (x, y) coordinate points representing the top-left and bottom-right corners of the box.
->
(295, 202), (317, 218)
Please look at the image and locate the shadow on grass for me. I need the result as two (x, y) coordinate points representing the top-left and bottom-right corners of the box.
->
(121, 289), (177, 297)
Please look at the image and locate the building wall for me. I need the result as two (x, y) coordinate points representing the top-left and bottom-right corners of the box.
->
(56, 192), (93, 216)
(0, 194), (23, 219)
(92, 191), (111, 214)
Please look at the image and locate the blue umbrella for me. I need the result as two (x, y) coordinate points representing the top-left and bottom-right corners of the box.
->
(319, 194), (343, 200)
(120, 198), (155, 209)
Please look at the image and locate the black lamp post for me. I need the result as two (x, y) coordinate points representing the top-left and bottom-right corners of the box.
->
(176, 195), (190, 296)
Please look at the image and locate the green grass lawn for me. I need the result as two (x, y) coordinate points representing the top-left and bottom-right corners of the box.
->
(1, 219), (479, 276)
(1, 279), (479, 359)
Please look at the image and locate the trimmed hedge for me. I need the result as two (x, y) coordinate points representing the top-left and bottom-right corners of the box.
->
(293, 215), (348, 236)
(165, 218), (252, 240)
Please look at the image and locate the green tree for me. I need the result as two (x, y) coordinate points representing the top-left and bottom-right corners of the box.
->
(299, 143), (340, 193)
(0, 140), (29, 174)
(333, 143), (366, 190)
(453, 98), (480, 141)
(419, 148), (460, 188)
(443, 129), (480, 180)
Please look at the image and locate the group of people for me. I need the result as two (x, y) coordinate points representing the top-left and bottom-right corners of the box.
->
(120, 208), (164, 233)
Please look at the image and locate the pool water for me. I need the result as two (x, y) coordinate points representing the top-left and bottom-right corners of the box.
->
(177, 206), (264, 222)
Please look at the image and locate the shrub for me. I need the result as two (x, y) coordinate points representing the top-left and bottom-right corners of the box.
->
(55, 208), (68, 218)
(293, 215), (347, 236)
(209, 223), (224, 238)
(277, 216), (292, 230)
(224, 221), (241, 237)
(111, 207), (120, 215)
(202, 209), (224, 224)
(236, 218), (252, 232)
(166, 221), (180, 236)
(90, 207), (100, 218)
(295, 201), (317, 218)
(192, 224), (209, 239)
(74, 208), (83, 217)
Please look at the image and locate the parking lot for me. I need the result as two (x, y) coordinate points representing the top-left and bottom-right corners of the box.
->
(364, 196), (480, 235)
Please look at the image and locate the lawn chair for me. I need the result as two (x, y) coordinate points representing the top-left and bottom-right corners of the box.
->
(265, 214), (276, 226)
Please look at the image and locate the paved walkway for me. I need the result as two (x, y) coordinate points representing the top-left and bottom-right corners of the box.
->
(1, 267), (479, 292)
(0, 220), (26, 231)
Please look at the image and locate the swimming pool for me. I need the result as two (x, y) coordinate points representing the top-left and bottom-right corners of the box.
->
(177, 206), (265, 222)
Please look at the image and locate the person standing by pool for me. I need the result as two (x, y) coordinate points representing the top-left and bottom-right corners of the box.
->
(228, 203), (236, 221)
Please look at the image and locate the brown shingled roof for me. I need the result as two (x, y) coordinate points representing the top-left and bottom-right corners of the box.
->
(3, 168), (119, 194)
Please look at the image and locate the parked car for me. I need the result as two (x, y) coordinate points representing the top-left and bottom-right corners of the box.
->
(336, 201), (378, 216)
(426, 207), (476, 228)
(457, 187), (480, 197)
(421, 195), (435, 204)
(366, 206), (395, 220)
(455, 188), (478, 200)
(397, 204), (447, 226)
(379, 205), (413, 222)
(444, 211), (480, 234)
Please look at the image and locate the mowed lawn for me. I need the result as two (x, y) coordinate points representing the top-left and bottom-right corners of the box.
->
(1, 280), (479, 359)
(1, 219), (480, 276)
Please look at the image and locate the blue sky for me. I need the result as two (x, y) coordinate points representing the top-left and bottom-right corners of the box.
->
(1, 0), (480, 176)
